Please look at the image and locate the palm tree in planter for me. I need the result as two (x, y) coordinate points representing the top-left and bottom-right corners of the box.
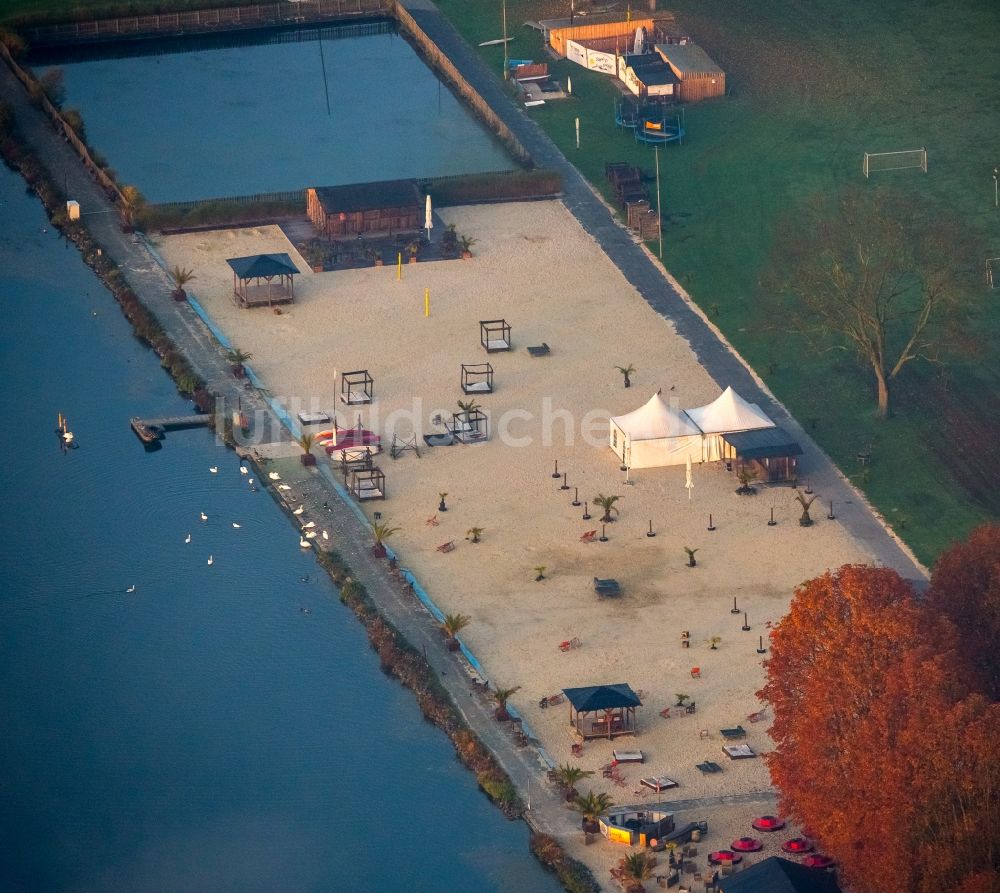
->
(593, 493), (621, 523)
(572, 790), (613, 833)
(554, 763), (594, 801)
(226, 348), (253, 379)
(794, 490), (819, 527)
(169, 265), (195, 302)
(297, 432), (317, 466)
(406, 240), (420, 263)
(466, 526), (485, 543)
(441, 612), (471, 652)
(534, 565), (547, 582)
(441, 224), (458, 257)
(492, 684), (521, 722)
(458, 234), (478, 259)
(621, 852), (656, 893)
(615, 363), (636, 388)
(370, 519), (400, 558)
(683, 546), (699, 567)
(456, 397), (480, 421)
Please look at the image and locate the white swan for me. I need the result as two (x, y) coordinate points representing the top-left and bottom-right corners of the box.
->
(232, 522), (241, 529)
(268, 472), (281, 480)
(207, 555), (214, 565)
(299, 537), (311, 548)
(240, 466), (248, 475)
(278, 484), (291, 491)
(126, 585), (136, 593)
(305, 531), (317, 539)
(184, 533), (192, 544)
(292, 505), (304, 516)
(322, 530), (329, 541)
(200, 512), (208, 521)
(247, 478), (254, 486)
(209, 467), (218, 473)
(302, 521), (316, 529)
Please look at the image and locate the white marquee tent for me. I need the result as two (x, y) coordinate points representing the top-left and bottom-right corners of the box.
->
(686, 386), (775, 461)
(609, 392), (703, 468)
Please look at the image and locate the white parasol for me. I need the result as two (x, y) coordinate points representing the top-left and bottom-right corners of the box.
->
(685, 453), (694, 500)
(425, 194), (433, 241)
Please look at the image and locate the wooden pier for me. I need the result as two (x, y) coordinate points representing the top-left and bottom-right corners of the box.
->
(130, 414), (211, 445)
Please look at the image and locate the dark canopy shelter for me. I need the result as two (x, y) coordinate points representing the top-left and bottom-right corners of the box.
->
(563, 683), (642, 739)
(718, 856), (841, 893)
(723, 426), (803, 483)
(227, 253), (297, 309)
(307, 179), (421, 239)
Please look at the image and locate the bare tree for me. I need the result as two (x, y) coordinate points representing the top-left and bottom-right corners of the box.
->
(782, 189), (969, 418)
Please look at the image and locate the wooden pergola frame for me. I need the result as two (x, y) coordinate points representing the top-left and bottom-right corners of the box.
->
(480, 319), (512, 353)
(451, 408), (489, 444)
(461, 362), (494, 395)
(350, 466), (385, 501)
(569, 702), (638, 740)
(341, 369), (374, 405)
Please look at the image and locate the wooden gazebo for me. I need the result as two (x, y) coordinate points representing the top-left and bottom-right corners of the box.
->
(227, 253), (298, 308)
(461, 363), (494, 395)
(723, 427), (803, 483)
(563, 683), (642, 740)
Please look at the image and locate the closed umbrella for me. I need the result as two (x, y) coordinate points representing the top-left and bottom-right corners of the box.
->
(425, 194), (433, 242)
(685, 453), (694, 500)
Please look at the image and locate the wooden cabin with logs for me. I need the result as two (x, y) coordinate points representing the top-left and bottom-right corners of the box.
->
(306, 179), (422, 239)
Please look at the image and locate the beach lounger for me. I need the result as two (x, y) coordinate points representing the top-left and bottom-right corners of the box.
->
(690, 667), (701, 678)
(436, 540), (456, 553)
(612, 749), (644, 763)
(722, 744), (757, 760)
(594, 577), (621, 596)
(580, 530), (598, 543)
(527, 342), (550, 357)
(659, 707), (671, 719)
(747, 710), (767, 723)
(696, 761), (723, 774)
(640, 775), (679, 793)
(720, 725), (747, 740)
(422, 433), (456, 447)
(571, 742), (584, 757)
(559, 637), (581, 652)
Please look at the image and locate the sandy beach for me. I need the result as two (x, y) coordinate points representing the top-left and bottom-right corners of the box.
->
(156, 200), (872, 883)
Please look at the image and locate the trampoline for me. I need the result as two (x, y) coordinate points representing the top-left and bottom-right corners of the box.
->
(634, 116), (685, 146)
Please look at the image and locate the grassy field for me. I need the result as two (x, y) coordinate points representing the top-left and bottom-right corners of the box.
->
(434, 0), (1000, 565)
(4, 0), (998, 563)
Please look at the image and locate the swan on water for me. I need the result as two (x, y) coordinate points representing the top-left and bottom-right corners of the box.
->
(302, 521), (316, 529)
(306, 531), (317, 539)
(268, 472), (281, 480)
(299, 537), (311, 548)
(247, 478), (254, 486)
(200, 512), (208, 521)
(126, 585), (136, 593)
(184, 533), (192, 544)
(293, 505), (304, 515)
(232, 522), (241, 528)
(207, 555), (214, 565)
(240, 466), (248, 475)
(209, 467), (218, 473)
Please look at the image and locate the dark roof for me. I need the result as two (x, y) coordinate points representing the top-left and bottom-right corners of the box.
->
(562, 684), (642, 711)
(312, 179), (420, 214)
(723, 426), (803, 460)
(718, 857), (841, 893)
(226, 253), (298, 279)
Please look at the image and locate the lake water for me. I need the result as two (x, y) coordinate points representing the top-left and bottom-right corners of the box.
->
(0, 167), (558, 891)
(34, 24), (514, 203)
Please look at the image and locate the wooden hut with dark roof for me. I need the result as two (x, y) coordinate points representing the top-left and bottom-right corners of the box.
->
(563, 683), (642, 739)
(227, 253), (298, 309)
(654, 42), (725, 101)
(306, 179), (421, 239)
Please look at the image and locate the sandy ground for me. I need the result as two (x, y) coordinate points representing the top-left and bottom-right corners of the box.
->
(156, 202), (870, 885)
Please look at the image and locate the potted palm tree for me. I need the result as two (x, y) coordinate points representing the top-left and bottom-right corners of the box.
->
(297, 432), (317, 466)
(169, 265), (195, 302)
(406, 240), (420, 263)
(615, 363), (636, 388)
(683, 546), (699, 567)
(441, 612), (471, 651)
(466, 526), (484, 543)
(441, 223), (458, 257)
(621, 852), (656, 893)
(794, 490), (819, 527)
(593, 493), (621, 523)
(554, 764), (594, 802)
(572, 790), (613, 833)
(735, 466), (758, 495)
(458, 234), (478, 259)
(226, 348), (253, 379)
(370, 519), (400, 558)
(492, 684), (521, 722)
(534, 565), (547, 582)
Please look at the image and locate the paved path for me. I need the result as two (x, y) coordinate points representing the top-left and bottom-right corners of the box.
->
(403, 0), (926, 582)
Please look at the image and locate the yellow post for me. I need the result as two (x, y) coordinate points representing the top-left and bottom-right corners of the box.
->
(424, 287), (430, 317)
(397, 253), (402, 280)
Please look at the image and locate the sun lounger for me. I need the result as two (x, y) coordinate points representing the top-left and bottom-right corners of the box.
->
(422, 433), (456, 447)
(594, 577), (621, 596)
(696, 761), (723, 774)
(720, 725), (747, 740)
(612, 749), (644, 763)
(559, 637), (581, 652)
(297, 411), (331, 425)
(747, 710), (767, 723)
(640, 775), (678, 792)
(436, 540), (456, 553)
(527, 342), (550, 357)
(722, 744), (757, 760)
(580, 530), (598, 543)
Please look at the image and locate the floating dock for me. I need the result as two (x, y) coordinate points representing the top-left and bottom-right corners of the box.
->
(130, 414), (210, 445)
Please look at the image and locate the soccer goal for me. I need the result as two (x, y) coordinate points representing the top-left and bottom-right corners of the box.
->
(987, 257), (1000, 289)
(863, 148), (928, 178)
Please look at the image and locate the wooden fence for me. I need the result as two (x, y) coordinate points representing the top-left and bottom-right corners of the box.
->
(393, 3), (532, 168)
(20, 0), (390, 46)
(0, 42), (124, 205)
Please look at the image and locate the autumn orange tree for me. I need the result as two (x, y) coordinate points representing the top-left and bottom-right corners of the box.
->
(759, 564), (1000, 893)
(928, 523), (1000, 700)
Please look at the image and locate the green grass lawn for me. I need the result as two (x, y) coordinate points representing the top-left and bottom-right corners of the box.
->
(436, 0), (1000, 565)
(5, 0), (998, 563)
